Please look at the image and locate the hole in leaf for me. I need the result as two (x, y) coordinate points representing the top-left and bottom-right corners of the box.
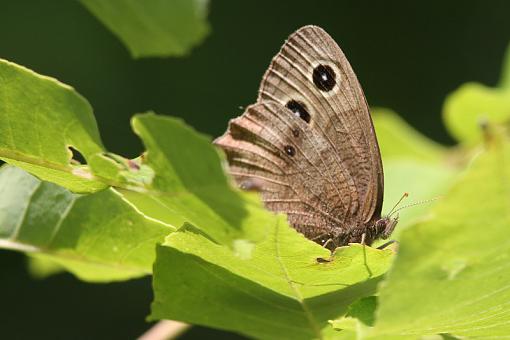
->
(68, 146), (87, 165)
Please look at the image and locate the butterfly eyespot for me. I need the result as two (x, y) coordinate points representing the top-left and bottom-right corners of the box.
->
(284, 145), (296, 156)
(286, 100), (311, 123)
(312, 64), (336, 92)
(292, 128), (300, 138)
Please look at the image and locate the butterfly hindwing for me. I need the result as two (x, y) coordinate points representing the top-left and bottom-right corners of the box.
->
(215, 102), (358, 241)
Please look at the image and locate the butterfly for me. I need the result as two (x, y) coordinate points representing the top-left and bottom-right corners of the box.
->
(214, 25), (397, 250)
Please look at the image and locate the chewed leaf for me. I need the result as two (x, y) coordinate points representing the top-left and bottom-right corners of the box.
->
(80, 0), (210, 58)
(0, 59), (106, 193)
(0, 58), (270, 248)
(88, 152), (155, 190)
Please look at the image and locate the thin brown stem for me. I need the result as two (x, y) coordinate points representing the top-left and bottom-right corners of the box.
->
(138, 320), (191, 340)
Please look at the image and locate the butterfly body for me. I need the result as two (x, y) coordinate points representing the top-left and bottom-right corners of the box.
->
(215, 26), (398, 249)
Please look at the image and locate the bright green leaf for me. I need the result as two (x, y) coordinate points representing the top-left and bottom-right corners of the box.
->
(150, 217), (394, 339)
(80, 0), (210, 58)
(382, 160), (456, 236)
(373, 108), (446, 163)
(118, 113), (273, 246)
(0, 59), (106, 193)
(0, 58), (265, 248)
(443, 82), (510, 144)
(371, 137), (510, 337)
(372, 109), (457, 238)
(0, 166), (172, 282)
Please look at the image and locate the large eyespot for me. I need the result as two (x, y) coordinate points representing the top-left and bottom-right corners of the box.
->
(286, 100), (310, 123)
(284, 145), (295, 156)
(312, 64), (336, 92)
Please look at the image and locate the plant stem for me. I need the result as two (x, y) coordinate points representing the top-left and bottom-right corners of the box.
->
(138, 320), (190, 340)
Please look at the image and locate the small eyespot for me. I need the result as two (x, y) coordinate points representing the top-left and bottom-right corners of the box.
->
(312, 64), (336, 92)
(286, 100), (311, 123)
(292, 128), (300, 138)
(284, 145), (295, 156)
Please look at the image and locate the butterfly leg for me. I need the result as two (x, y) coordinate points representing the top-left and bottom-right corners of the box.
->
(315, 236), (335, 263)
(322, 238), (334, 249)
(360, 233), (366, 245)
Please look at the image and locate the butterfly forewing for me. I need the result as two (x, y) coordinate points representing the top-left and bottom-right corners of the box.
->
(215, 25), (385, 246)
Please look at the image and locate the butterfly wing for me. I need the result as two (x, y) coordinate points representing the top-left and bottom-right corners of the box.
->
(215, 25), (384, 244)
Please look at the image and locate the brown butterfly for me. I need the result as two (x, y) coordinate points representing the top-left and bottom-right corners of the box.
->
(214, 25), (397, 250)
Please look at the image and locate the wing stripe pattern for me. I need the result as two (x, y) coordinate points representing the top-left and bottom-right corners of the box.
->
(215, 25), (385, 246)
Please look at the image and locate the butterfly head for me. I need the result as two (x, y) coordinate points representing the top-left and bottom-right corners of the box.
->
(375, 215), (399, 239)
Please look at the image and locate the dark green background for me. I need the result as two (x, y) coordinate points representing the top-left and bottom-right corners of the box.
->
(1, 1), (508, 339)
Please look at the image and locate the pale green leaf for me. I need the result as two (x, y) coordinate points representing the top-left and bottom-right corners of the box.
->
(80, 0), (210, 58)
(372, 109), (457, 239)
(371, 138), (510, 337)
(373, 108), (446, 163)
(443, 82), (510, 144)
(382, 160), (456, 235)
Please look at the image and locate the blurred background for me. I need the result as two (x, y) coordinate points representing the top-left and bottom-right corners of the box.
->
(1, 0), (508, 338)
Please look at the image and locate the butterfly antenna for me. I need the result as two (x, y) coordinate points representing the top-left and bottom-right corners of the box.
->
(389, 196), (443, 216)
(387, 192), (409, 217)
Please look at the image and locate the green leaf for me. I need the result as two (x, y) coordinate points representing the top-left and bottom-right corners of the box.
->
(345, 296), (378, 327)
(118, 113), (273, 246)
(372, 109), (457, 237)
(0, 166), (172, 282)
(0, 58), (263, 247)
(382, 160), (456, 235)
(443, 82), (510, 144)
(80, 0), (210, 58)
(27, 255), (65, 279)
(150, 217), (394, 339)
(373, 108), (446, 163)
(0, 59), (275, 285)
(500, 43), (510, 89)
(371, 136), (510, 337)
(0, 59), (106, 193)
(329, 297), (377, 338)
